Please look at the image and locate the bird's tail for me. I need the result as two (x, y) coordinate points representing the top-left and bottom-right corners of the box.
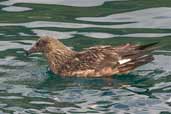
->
(117, 42), (159, 74)
(110, 42), (159, 74)
(137, 42), (159, 51)
(118, 55), (154, 73)
(121, 42), (159, 60)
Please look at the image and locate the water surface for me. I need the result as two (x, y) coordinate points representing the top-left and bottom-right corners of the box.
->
(0, 0), (171, 114)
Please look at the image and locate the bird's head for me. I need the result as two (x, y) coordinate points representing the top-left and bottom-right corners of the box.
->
(26, 36), (66, 55)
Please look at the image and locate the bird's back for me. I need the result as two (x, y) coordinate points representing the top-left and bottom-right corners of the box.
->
(59, 43), (158, 77)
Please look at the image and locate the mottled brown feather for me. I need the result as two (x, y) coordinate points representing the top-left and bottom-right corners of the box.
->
(27, 36), (158, 77)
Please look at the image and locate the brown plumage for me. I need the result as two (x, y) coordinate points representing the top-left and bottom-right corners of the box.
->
(26, 36), (158, 77)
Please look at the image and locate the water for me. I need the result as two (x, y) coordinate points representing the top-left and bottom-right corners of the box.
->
(0, 0), (171, 113)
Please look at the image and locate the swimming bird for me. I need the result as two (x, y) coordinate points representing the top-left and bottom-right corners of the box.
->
(26, 36), (158, 77)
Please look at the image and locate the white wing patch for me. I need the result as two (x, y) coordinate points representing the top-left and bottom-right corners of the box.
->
(118, 59), (131, 64)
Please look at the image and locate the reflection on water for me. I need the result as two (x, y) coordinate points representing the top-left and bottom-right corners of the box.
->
(2, 6), (32, 12)
(0, 21), (105, 28)
(78, 7), (171, 22)
(0, 0), (171, 114)
(32, 29), (76, 39)
(0, 41), (30, 51)
(77, 7), (171, 29)
(0, 0), (119, 7)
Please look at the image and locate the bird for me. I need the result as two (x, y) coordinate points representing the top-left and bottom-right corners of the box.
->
(26, 36), (158, 77)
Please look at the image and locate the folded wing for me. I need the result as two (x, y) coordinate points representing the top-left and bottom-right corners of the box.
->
(60, 42), (158, 77)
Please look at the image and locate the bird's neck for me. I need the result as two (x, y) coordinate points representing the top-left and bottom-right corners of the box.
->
(44, 48), (74, 74)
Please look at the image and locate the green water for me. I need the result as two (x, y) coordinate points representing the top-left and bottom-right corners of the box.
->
(0, 0), (171, 114)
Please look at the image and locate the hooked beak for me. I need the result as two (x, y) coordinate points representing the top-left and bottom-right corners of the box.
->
(25, 45), (38, 56)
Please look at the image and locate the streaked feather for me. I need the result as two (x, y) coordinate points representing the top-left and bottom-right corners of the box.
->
(28, 37), (158, 77)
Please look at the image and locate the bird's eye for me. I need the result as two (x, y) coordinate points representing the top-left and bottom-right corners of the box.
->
(36, 42), (40, 46)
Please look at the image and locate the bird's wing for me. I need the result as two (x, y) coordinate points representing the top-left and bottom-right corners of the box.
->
(60, 43), (158, 77)
(59, 45), (119, 76)
(77, 45), (120, 70)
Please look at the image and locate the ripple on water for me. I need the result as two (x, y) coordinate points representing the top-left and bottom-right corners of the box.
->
(4, 106), (25, 113)
(136, 54), (171, 71)
(77, 7), (171, 29)
(0, 21), (107, 29)
(0, 41), (30, 51)
(0, 19), (171, 30)
(0, 0), (122, 7)
(47, 87), (171, 113)
(45, 107), (65, 113)
(149, 82), (171, 91)
(0, 1), (170, 113)
(32, 29), (171, 39)
(1, 21), (171, 39)
(6, 85), (50, 98)
(0, 56), (27, 66)
(2, 6), (32, 12)
(29, 101), (54, 105)
(32, 29), (76, 39)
